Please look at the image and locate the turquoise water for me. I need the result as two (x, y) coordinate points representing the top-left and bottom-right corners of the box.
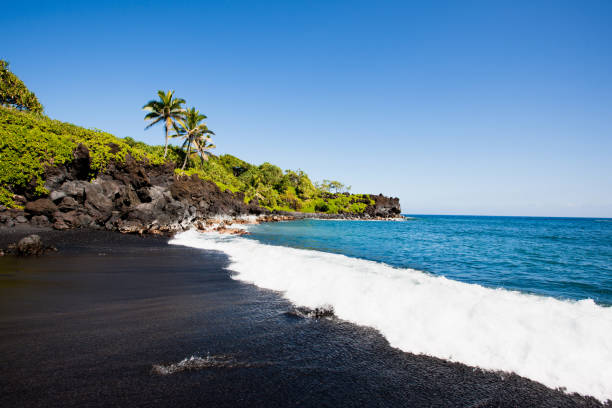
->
(247, 215), (612, 305)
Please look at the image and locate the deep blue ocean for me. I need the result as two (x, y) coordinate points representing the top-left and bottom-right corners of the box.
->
(246, 215), (612, 305)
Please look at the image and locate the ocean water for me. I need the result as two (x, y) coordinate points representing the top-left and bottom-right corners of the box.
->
(246, 216), (612, 305)
(170, 215), (612, 402)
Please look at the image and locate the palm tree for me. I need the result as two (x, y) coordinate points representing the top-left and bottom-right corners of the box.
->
(193, 133), (216, 165)
(143, 90), (185, 158)
(172, 107), (214, 169)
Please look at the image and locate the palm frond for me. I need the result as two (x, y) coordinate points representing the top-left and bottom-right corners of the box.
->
(144, 117), (163, 129)
(144, 111), (161, 120)
(142, 100), (161, 110)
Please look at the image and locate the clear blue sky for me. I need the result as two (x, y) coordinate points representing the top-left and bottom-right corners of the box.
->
(3, 0), (612, 217)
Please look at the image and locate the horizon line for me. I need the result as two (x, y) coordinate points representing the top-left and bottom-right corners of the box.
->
(402, 213), (612, 219)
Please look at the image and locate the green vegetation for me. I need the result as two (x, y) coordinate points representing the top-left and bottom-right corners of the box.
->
(0, 106), (166, 207)
(0, 106), (372, 212)
(0, 76), (373, 214)
(0, 60), (43, 114)
(171, 107), (215, 170)
(143, 90), (186, 158)
(316, 179), (351, 194)
(137, 89), (373, 213)
(173, 155), (374, 213)
(143, 90), (216, 168)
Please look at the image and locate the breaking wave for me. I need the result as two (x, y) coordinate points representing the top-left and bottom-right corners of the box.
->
(170, 230), (612, 401)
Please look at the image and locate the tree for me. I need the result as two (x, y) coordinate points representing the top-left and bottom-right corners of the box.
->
(0, 60), (43, 113)
(258, 162), (283, 187)
(192, 132), (216, 165)
(219, 154), (251, 177)
(171, 107), (214, 169)
(143, 90), (185, 158)
(316, 179), (351, 194)
(282, 170), (317, 199)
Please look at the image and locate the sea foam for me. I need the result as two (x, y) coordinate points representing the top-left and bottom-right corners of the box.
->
(170, 229), (612, 402)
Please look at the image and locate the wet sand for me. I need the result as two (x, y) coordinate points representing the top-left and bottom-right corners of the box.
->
(0, 228), (606, 407)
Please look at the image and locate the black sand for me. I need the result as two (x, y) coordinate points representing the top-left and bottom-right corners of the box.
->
(0, 228), (607, 407)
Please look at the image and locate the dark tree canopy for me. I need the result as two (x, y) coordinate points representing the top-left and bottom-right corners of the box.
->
(0, 60), (43, 113)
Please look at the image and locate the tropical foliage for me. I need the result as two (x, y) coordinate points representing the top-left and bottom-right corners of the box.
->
(316, 179), (351, 194)
(0, 107), (371, 213)
(0, 60), (43, 114)
(171, 107), (214, 169)
(0, 106), (166, 207)
(1, 77), (371, 214)
(174, 155), (373, 213)
(143, 90), (185, 158)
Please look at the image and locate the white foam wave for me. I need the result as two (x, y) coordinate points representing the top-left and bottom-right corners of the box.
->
(170, 230), (612, 401)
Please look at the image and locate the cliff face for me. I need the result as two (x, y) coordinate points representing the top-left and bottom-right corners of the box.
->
(365, 194), (402, 218)
(0, 145), (402, 234)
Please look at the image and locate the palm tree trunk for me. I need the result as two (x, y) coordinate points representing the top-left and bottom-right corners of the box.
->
(195, 140), (204, 165)
(181, 138), (192, 170)
(163, 118), (170, 158)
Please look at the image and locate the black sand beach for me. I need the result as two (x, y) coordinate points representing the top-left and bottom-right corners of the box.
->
(0, 228), (606, 407)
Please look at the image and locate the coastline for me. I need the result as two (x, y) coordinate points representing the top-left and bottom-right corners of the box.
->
(3, 10), (609, 407)
(0, 228), (607, 407)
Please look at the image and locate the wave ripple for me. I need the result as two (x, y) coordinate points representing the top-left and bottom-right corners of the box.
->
(152, 354), (268, 375)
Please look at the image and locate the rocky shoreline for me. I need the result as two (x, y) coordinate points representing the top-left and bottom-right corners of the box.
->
(0, 144), (403, 237)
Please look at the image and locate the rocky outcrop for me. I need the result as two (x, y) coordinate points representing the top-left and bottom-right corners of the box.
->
(1, 145), (263, 235)
(272, 193), (402, 220)
(364, 194), (402, 218)
(0, 145), (402, 235)
(25, 198), (58, 218)
(17, 235), (45, 256)
(0, 234), (58, 256)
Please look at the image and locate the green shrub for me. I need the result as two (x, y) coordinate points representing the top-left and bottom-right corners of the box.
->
(0, 107), (165, 207)
(0, 60), (43, 114)
(314, 200), (329, 212)
(218, 154), (252, 176)
(259, 162), (284, 187)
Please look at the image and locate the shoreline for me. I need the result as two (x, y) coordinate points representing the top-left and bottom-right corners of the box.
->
(172, 228), (612, 403)
(0, 211), (405, 249)
(0, 227), (608, 407)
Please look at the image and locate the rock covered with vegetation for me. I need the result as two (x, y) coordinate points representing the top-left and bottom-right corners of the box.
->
(0, 107), (400, 230)
(0, 64), (401, 233)
(0, 106), (164, 207)
(177, 155), (385, 214)
(137, 89), (390, 215)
